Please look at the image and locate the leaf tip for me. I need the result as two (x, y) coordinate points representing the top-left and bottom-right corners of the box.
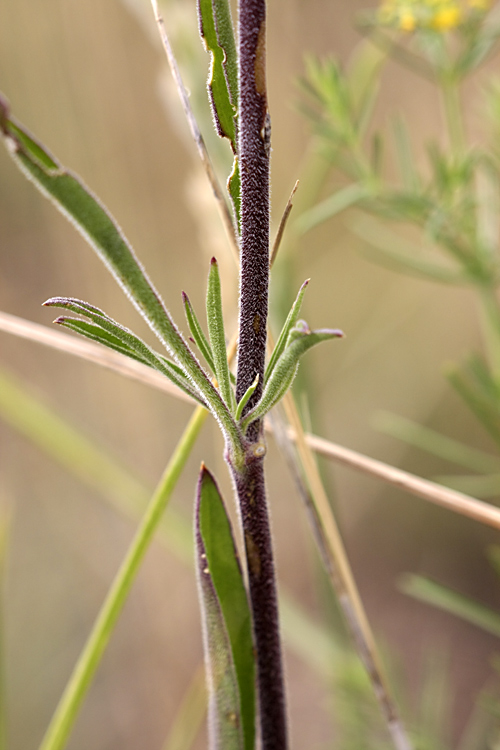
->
(210, 256), (218, 266)
(318, 327), (344, 338)
(0, 93), (9, 134)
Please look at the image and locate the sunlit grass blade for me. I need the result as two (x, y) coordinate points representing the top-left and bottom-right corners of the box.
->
(0, 98), (240, 444)
(195, 466), (255, 750)
(399, 573), (500, 638)
(265, 280), (309, 384)
(38, 406), (208, 750)
(244, 326), (343, 430)
(206, 258), (235, 412)
(182, 292), (217, 377)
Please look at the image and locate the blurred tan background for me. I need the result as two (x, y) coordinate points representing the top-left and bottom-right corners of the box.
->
(1, 0), (499, 748)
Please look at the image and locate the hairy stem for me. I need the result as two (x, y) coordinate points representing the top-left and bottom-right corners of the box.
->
(236, 0), (270, 424)
(230, 455), (288, 750)
(235, 1), (288, 746)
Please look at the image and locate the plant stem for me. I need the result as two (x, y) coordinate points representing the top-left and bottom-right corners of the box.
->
(230, 456), (288, 750)
(38, 405), (208, 750)
(440, 75), (466, 158)
(478, 283), (500, 382)
(235, 0), (288, 747)
(236, 0), (270, 421)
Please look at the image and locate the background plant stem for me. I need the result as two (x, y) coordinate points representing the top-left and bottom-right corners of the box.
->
(38, 405), (208, 750)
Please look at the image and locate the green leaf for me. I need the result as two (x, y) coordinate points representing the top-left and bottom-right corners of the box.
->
(45, 297), (208, 407)
(195, 466), (255, 750)
(0, 99), (242, 450)
(296, 183), (370, 234)
(206, 258), (235, 412)
(265, 280), (309, 384)
(228, 158), (241, 230)
(400, 574), (500, 638)
(235, 375), (259, 422)
(197, 0), (240, 226)
(243, 324), (343, 430)
(183, 292), (216, 377)
(392, 116), (420, 193)
(198, 0), (238, 141)
(351, 215), (466, 284)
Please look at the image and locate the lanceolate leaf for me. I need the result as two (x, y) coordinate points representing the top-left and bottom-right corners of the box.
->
(197, 0), (238, 142)
(243, 325), (343, 430)
(197, 0), (240, 226)
(195, 466), (255, 750)
(183, 291), (217, 377)
(0, 98), (243, 450)
(45, 297), (208, 406)
(235, 374), (259, 422)
(206, 258), (235, 412)
(265, 279), (309, 384)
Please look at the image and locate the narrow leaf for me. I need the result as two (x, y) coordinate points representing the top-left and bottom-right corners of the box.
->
(54, 318), (147, 364)
(195, 466), (255, 750)
(0, 99), (241, 446)
(206, 258), (235, 412)
(197, 0), (240, 226)
(197, 0), (237, 142)
(243, 325), (343, 429)
(296, 183), (369, 234)
(265, 280), (309, 384)
(392, 116), (420, 192)
(183, 292), (216, 376)
(235, 375), (259, 422)
(45, 297), (208, 407)
(400, 574), (500, 638)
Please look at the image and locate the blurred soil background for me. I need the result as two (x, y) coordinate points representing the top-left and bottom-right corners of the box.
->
(0, 0), (499, 747)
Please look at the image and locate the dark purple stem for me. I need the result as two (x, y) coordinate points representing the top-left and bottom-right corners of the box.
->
(236, 0), (270, 430)
(234, 1), (288, 748)
(230, 453), (288, 750)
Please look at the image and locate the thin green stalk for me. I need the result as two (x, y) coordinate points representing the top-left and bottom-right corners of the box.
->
(38, 405), (208, 750)
(478, 283), (500, 382)
(440, 75), (466, 158)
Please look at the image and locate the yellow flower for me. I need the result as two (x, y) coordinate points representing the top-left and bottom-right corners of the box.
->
(377, 0), (489, 31)
(400, 10), (417, 29)
(432, 5), (463, 28)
